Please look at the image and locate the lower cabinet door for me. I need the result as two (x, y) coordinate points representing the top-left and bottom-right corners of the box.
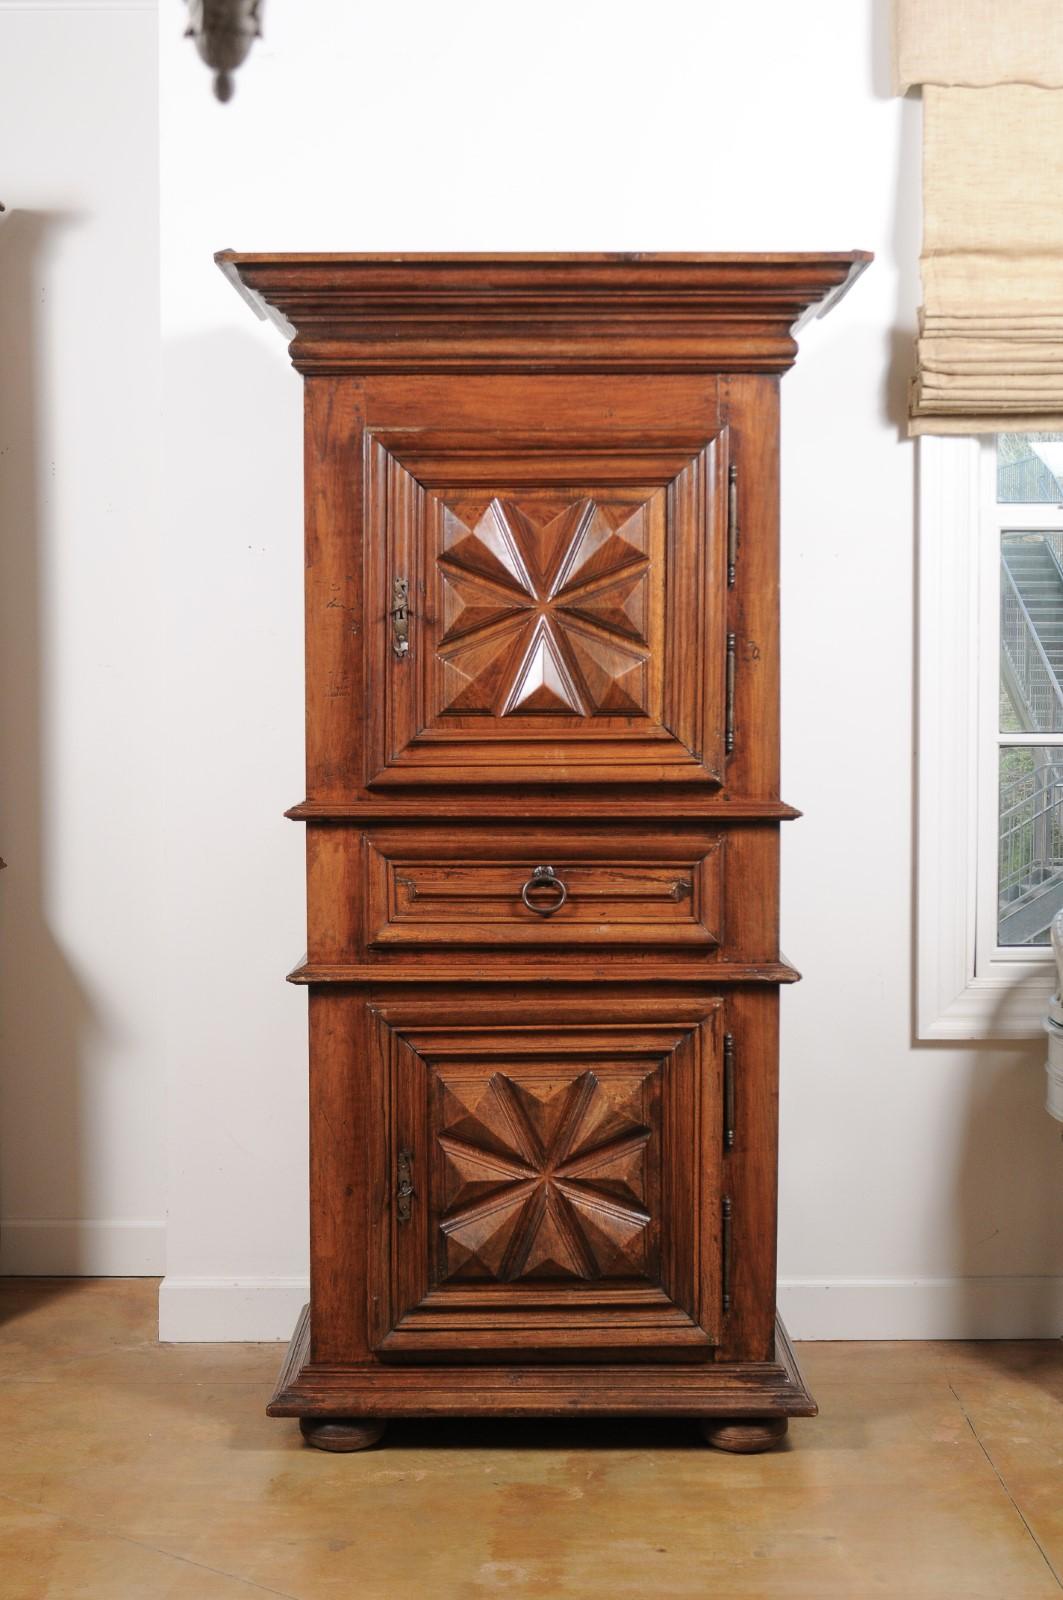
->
(366, 990), (724, 1362)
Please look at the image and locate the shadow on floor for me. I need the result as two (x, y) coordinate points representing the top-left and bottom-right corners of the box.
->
(363, 1416), (721, 1453)
(0, 1274), (132, 1329)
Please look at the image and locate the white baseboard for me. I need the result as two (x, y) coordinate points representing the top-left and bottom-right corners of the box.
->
(158, 1276), (309, 1342)
(780, 1276), (1063, 1340)
(0, 1219), (165, 1276)
(155, 1272), (1063, 1343)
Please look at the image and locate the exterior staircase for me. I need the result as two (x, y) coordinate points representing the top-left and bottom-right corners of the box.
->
(999, 536), (1063, 944)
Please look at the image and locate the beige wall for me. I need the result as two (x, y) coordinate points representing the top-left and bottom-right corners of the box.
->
(1, 0), (1059, 1335)
(0, 0), (163, 1274)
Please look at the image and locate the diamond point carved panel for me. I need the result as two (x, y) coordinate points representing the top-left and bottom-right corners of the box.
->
(373, 1003), (721, 1359)
(436, 1068), (654, 1284)
(437, 496), (653, 720)
(368, 432), (725, 787)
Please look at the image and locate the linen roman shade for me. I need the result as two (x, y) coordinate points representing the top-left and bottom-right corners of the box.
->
(896, 0), (1063, 435)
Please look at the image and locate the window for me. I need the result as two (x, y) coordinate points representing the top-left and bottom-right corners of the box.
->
(919, 433), (1063, 1038)
(994, 437), (1063, 952)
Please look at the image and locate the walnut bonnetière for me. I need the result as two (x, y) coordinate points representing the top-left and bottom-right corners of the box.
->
(218, 251), (870, 1453)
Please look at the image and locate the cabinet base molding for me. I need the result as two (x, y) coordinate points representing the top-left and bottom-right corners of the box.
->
(269, 1306), (816, 1436)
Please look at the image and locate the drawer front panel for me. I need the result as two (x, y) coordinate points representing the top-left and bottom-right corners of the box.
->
(365, 829), (723, 950)
(305, 823), (780, 966)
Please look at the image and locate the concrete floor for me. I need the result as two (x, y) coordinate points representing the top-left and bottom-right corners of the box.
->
(0, 1280), (1061, 1599)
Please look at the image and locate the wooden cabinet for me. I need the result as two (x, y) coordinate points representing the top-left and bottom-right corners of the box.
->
(219, 251), (870, 1454)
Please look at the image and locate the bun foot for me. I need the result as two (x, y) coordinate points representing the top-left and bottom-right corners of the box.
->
(299, 1417), (388, 1452)
(700, 1416), (788, 1454)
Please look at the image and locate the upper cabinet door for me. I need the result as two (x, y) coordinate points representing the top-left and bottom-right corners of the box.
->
(364, 432), (727, 788)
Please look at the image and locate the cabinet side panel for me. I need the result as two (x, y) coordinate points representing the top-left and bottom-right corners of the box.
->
(718, 825), (779, 958)
(306, 823), (362, 964)
(305, 378), (365, 799)
(720, 377), (780, 800)
(308, 988), (373, 1363)
(717, 986), (779, 1362)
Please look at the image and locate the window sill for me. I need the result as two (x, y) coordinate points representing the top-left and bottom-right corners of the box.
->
(920, 967), (1053, 1041)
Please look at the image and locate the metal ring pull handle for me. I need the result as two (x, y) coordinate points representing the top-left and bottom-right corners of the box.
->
(521, 864), (568, 917)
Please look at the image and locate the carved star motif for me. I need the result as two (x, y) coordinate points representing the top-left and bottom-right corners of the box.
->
(437, 1069), (653, 1282)
(437, 497), (651, 717)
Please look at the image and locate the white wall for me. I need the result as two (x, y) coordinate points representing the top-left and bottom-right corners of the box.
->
(5, 0), (1061, 1336)
(0, 0), (164, 1274)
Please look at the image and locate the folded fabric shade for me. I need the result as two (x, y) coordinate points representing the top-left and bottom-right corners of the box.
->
(894, 0), (1063, 94)
(896, 5), (1063, 433)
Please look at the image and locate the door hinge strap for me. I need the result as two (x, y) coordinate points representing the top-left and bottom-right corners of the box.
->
(391, 577), (410, 659)
(722, 1194), (733, 1314)
(727, 462), (739, 588)
(396, 1148), (415, 1223)
(725, 632), (736, 755)
(723, 1032), (736, 1152)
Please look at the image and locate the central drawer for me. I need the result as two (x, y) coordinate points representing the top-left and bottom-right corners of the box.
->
(335, 824), (734, 953)
(305, 822), (781, 962)
(367, 837), (720, 951)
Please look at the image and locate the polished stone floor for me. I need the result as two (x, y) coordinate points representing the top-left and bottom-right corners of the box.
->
(0, 1279), (1060, 1599)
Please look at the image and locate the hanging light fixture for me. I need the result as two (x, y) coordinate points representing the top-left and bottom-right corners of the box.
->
(184, 0), (263, 102)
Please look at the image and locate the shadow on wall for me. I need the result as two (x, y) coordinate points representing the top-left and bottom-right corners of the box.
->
(157, 316), (308, 1302)
(0, 209), (98, 1295)
(156, 317), (304, 962)
(952, 1011), (1063, 1347)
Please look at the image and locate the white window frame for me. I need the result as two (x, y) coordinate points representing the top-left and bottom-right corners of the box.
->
(918, 433), (1060, 1038)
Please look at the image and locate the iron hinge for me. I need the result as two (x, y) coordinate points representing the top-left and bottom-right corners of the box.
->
(722, 1194), (733, 1314)
(725, 632), (737, 755)
(727, 462), (739, 587)
(723, 1032), (736, 1152)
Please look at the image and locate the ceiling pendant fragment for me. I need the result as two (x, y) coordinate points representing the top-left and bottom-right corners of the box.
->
(184, 0), (263, 103)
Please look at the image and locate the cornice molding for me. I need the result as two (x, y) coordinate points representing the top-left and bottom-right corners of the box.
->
(215, 251), (872, 376)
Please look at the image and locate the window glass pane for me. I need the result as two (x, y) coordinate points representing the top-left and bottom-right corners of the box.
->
(998, 746), (1063, 945)
(1000, 532), (1063, 732)
(997, 433), (1063, 502)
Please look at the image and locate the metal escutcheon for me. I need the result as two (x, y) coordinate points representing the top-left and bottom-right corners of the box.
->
(396, 1149), (414, 1223)
(521, 864), (568, 917)
(391, 577), (410, 658)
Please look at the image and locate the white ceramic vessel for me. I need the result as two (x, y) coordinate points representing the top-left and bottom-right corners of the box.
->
(1044, 911), (1063, 1122)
